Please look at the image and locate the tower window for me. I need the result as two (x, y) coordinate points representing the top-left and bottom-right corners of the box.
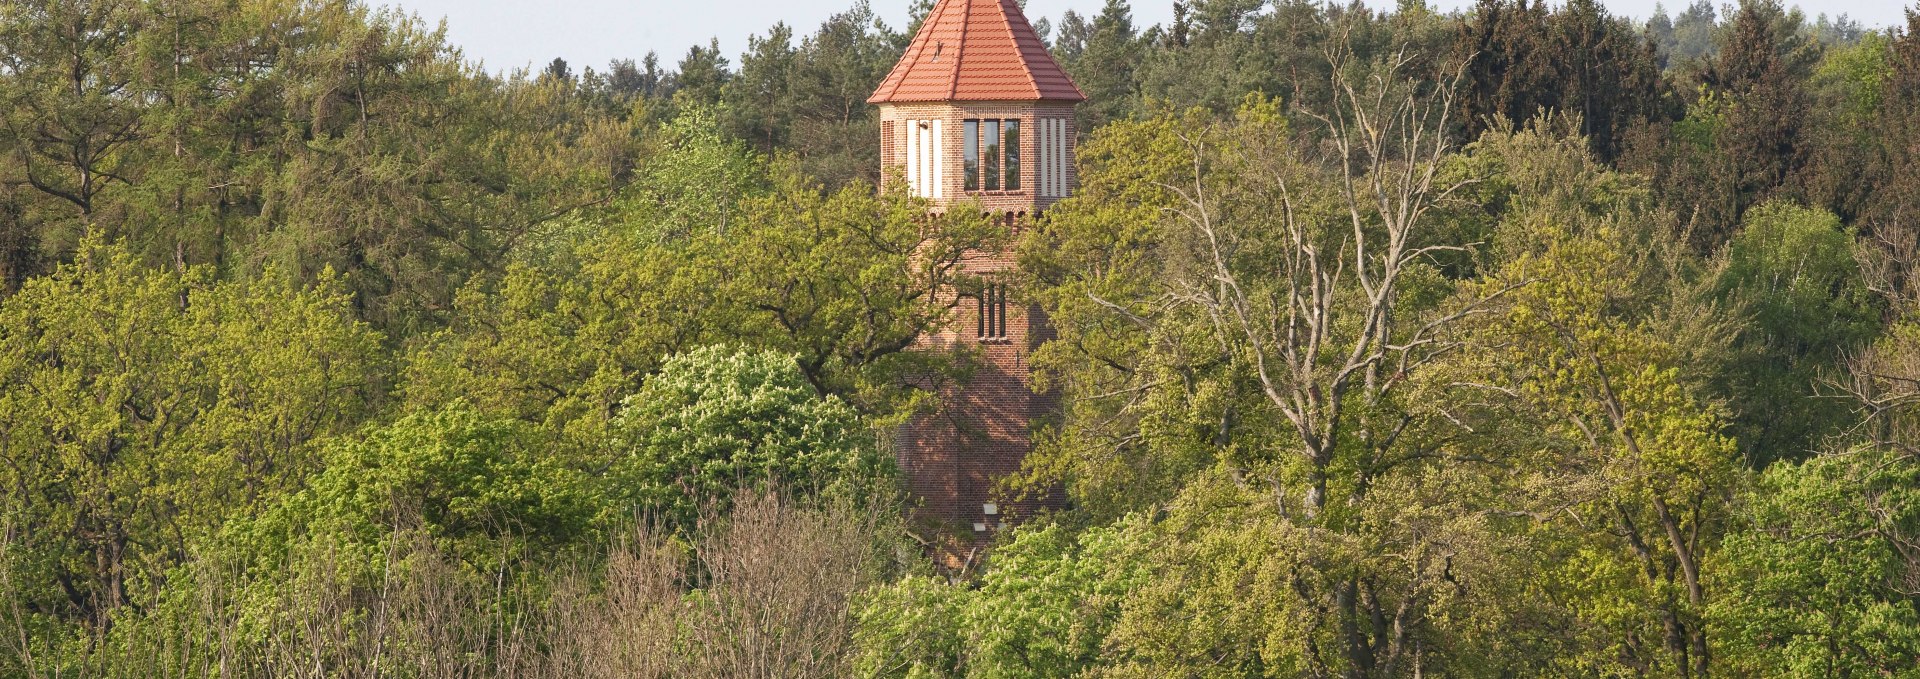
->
(977, 283), (1008, 341)
(1003, 120), (1020, 191)
(963, 120), (979, 192)
(962, 118), (1025, 193)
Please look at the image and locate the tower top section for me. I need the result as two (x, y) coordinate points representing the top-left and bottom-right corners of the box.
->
(868, 0), (1085, 104)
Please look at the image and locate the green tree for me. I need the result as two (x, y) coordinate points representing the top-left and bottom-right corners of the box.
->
(239, 402), (600, 576)
(1712, 321), (1920, 675)
(1449, 121), (1744, 675)
(607, 345), (887, 528)
(1713, 201), (1880, 465)
(782, 2), (904, 187)
(853, 519), (1145, 678)
(1713, 443), (1920, 676)
(0, 0), (144, 229)
(730, 23), (798, 155)
(1017, 55), (1516, 672)
(1799, 30), (1892, 221)
(0, 239), (382, 631)
(673, 38), (733, 109)
(1062, 0), (1143, 131)
(1455, 0), (1668, 160)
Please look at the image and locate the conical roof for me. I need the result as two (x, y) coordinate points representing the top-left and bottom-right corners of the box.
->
(868, 0), (1085, 104)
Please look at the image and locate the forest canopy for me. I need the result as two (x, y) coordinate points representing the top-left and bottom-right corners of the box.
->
(4, 0), (1920, 676)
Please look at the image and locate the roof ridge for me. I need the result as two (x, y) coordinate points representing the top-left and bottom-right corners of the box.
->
(875, 5), (936, 102)
(999, 0), (1039, 96)
(949, 0), (970, 100)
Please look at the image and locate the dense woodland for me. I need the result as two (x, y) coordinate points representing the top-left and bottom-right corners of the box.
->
(4, 0), (1920, 675)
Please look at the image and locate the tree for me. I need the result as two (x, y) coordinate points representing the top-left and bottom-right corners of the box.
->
(1449, 120), (1743, 676)
(0, 0), (144, 229)
(853, 519), (1145, 678)
(1666, 0), (1720, 68)
(543, 56), (575, 84)
(1858, 11), (1920, 233)
(1713, 321), (1920, 675)
(246, 402), (601, 573)
(0, 239), (383, 631)
(673, 39), (732, 109)
(1798, 30), (1892, 221)
(1713, 443), (1920, 675)
(781, 2), (903, 187)
(729, 23), (798, 155)
(1659, 0), (1818, 249)
(1455, 0), (1667, 160)
(405, 137), (995, 436)
(1713, 201), (1880, 465)
(0, 0), (639, 333)
(1021, 41), (1494, 671)
(607, 345), (887, 529)
(1063, 0), (1143, 131)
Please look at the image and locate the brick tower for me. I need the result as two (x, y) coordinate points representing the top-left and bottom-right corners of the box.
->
(869, 0), (1082, 559)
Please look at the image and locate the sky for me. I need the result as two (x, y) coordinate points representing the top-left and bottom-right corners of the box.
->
(380, 0), (1911, 75)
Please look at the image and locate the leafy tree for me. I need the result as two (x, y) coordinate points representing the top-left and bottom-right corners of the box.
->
(1713, 201), (1880, 465)
(407, 127), (996, 434)
(1451, 121), (1743, 675)
(0, 239), (382, 630)
(1799, 30), (1893, 220)
(1713, 441), (1920, 675)
(1017, 57), (1510, 673)
(854, 519), (1145, 678)
(243, 402), (600, 574)
(1713, 320), (1920, 675)
(607, 345), (887, 528)
(628, 106), (768, 240)
(1858, 11), (1920, 232)
(0, 0), (637, 333)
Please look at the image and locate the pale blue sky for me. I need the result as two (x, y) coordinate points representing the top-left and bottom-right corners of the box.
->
(381, 0), (1910, 75)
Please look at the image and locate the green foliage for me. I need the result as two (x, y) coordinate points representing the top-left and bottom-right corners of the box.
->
(854, 574), (969, 678)
(274, 403), (600, 566)
(0, 238), (383, 628)
(623, 106), (768, 240)
(1813, 32), (1893, 127)
(1453, 120), (1743, 675)
(0, 0), (639, 334)
(854, 519), (1145, 678)
(1713, 441), (1920, 676)
(1715, 201), (1880, 463)
(608, 345), (886, 528)
(407, 155), (994, 436)
(1016, 104), (1287, 521)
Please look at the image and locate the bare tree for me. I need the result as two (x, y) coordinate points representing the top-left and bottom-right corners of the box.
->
(1158, 39), (1478, 518)
(1122, 33), (1493, 677)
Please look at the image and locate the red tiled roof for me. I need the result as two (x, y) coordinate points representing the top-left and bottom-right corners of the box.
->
(868, 0), (1086, 104)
